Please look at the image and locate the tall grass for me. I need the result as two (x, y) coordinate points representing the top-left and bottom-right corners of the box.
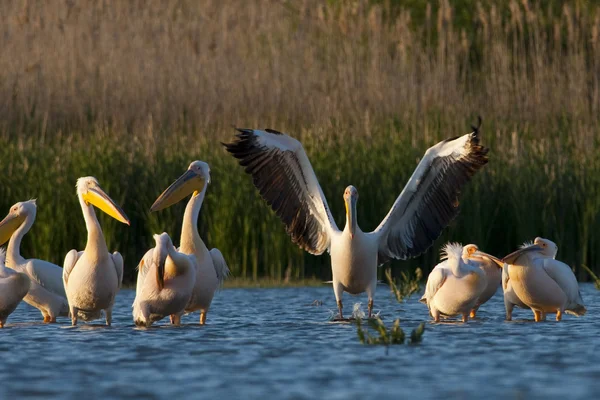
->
(0, 0), (599, 283)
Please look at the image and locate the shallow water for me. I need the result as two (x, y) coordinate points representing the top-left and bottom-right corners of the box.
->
(1, 284), (598, 399)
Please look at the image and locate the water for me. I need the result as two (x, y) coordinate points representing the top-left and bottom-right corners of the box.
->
(1, 284), (599, 399)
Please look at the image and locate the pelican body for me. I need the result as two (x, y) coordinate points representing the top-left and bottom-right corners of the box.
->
(420, 244), (491, 322)
(0, 200), (69, 322)
(63, 177), (130, 326)
(469, 251), (503, 318)
(133, 233), (196, 327)
(150, 161), (229, 325)
(502, 258), (531, 321)
(0, 248), (30, 327)
(502, 237), (586, 322)
(224, 122), (488, 319)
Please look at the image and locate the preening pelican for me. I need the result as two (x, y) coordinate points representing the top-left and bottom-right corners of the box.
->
(501, 237), (585, 322)
(467, 248), (503, 318)
(0, 200), (69, 322)
(224, 122), (488, 319)
(0, 248), (30, 327)
(133, 233), (196, 327)
(420, 244), (492, 322)
(150, 161), (230, 325)
(502, 242), (535, 321)
(63, 177), (130, 326)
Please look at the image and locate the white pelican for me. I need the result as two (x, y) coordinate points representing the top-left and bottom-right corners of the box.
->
(224, 123), (488, 319)
(150, 161), (230, 325)
(0, 200), (69, 322)
(0, 248), (30, 327)
(502, 242), (536, 321)
(63, 177), (130, 326)
(468, 248), (504, 318)
(420, 244), (492, 322)
(133, 233), (197, 327)
(501, 237), (586, 322)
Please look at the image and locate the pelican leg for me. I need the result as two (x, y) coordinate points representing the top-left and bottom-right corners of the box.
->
(533, 310), (543, 322)
(556, 310), (563, 322)
(333, 281), (344, 320)
(367, 299), (374, 319)
(105, 308), (112, 326)
(200, 311), (207, 325)
(470, 307), (479, 319)
(169, 315), (175, 324)
(171, 314), (181, 326)
(504, 301), (514, 321)
(431, 307), (440, 323)
(70, 306), (79, 326)
(0, 319), (5, 328)
(462, 313), (469, 323)
(43, 315), (52, 323)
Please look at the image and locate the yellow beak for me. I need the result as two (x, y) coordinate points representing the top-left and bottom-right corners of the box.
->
(0, 213), (26, 245)
(472, 251), (503, 268)
(150, 169), (206, 212)
(82, 187), (130, 225)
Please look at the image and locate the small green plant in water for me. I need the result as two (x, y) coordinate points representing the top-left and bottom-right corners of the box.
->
(356, 317), (425, 346)
(385, 268), (423, 303)
(581, 264), (600, 290)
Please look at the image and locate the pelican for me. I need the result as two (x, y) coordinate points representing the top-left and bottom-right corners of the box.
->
(133, 233), (196, 327)
(0, 200), (69, 322)
(0, 248), (30, 327)
(502, 242), (536, 321)
(468, 248), (504, 318)
(63, 177), (130, 326)
(150, 161), (230, 324)
(420, 244), (494, 322)
(223, 122), (488, 319)
(501, 237), (586, 322)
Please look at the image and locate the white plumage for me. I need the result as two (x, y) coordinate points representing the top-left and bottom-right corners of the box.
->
(224, 122), (488, 319)
(0, 248), (30, 327)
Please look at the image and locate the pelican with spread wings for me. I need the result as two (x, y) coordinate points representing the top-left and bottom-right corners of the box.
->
(224, 120), (488, 319)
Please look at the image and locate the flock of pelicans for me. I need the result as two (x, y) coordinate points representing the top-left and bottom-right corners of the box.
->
(0, 123), (588, 328)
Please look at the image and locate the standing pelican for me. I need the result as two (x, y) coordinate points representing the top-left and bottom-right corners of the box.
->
(63, 177), (130, 326)
(468, 248), (504, 318)
(501, 237), (585, 322)
(0, 200), (69, 322)
(0, 248), (30, 327)
(502, 242), (537, 321)
(133, 233), (197, 327)
(150, 161), (230, 324)
(224, 122), (488, 319)
(420, 244), (491, 322)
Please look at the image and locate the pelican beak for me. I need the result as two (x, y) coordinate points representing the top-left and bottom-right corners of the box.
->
(502, 245), (543, 264)
(150, 169), (206, 212)
(0, 213), (25, 245)
(472, 251), (503, 268)
(345, 195), (357, 239)
(82, 187), (130, 225)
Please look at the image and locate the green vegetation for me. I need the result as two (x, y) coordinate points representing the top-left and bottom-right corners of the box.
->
(356, 317), (425, 346)
(385, 267), (423, 302)
(580, 265), (600, 290)
(1, 1), (599, 284)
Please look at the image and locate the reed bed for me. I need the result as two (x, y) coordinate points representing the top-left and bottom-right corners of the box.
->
(0, 0), (599, 283)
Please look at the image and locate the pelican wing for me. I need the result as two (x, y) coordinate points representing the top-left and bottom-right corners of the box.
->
(224, 128), (338, 255)
(420, 265), (448, 305)
(540, 258), (586, 315)
(112, 252), (124, 288)
(210, 248), (230, 285)
(375, 125), (488, 263)
(26, 259), (67, 297)
(502, 263), (510, 291)
(62, 250), (83, 287)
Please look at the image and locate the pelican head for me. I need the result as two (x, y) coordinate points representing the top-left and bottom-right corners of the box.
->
(76, 177), (130, 225)
(502, 236), (557, 263)
(0, 200), (37, 245)
(150, 161), (211, 212)
(152, 232), (173, 291)
(343, 185), (358, 238)
(463, 243), (503, 268)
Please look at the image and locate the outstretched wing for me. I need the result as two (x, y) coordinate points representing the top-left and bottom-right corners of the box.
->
(111, 252), (124, 288)
(224, 128), (338, 255)
(209, 248), (230, 285)
(62, 249), (83, 287)
(374, 120), (488, 264)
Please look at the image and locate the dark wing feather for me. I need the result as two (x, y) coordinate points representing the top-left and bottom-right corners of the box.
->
(375, 123), (488, 264)
(223, 129), (337, 255)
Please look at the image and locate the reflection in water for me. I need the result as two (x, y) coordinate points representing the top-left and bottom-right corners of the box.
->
(0, 285), (598, 399)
